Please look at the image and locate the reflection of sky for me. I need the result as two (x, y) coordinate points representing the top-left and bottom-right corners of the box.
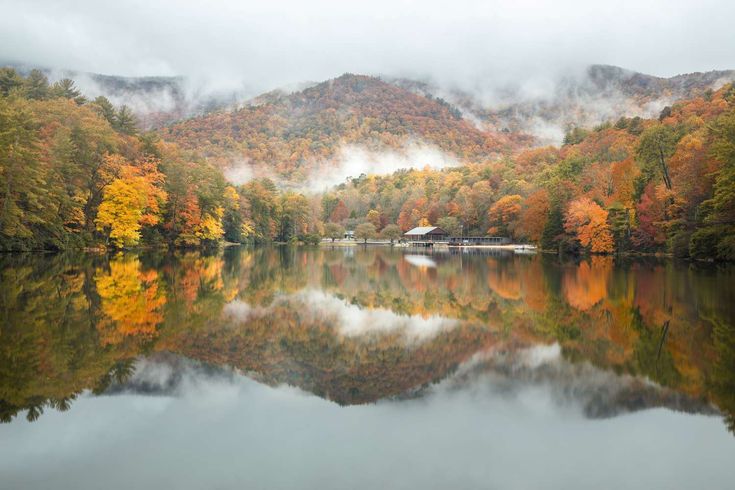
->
(1, 355), (733, 490)
(224, 290), (459, 342)
(404, 254), (438, 268)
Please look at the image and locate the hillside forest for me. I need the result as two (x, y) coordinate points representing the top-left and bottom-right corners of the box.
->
(1, 67), (735, 260)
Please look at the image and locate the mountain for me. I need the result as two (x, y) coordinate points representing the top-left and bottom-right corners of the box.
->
(158, 74), (531, 186)
(393, 64), (735, 143)
(7, 61), (733, 187)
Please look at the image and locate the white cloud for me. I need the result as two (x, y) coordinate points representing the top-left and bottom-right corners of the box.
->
(303, 143), (459, 191)
(1, 0), (733, 95)
(1, 348), (732, 490)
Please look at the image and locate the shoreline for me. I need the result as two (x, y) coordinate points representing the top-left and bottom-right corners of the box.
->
(0, 242), (716, 262)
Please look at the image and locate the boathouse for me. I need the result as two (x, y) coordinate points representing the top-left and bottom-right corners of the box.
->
(403, 226), (450, 242)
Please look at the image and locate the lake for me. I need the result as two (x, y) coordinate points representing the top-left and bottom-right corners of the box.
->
(1, 246), (734, 489)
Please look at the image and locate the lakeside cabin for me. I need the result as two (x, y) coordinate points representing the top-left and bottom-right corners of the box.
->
(403, 226), (450, 243)
(403, 226), (511, 247)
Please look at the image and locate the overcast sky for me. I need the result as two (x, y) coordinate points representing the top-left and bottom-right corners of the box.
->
(1, 0), (734, 92)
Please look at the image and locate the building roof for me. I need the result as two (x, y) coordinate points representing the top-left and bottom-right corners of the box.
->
(404, 226), (447, 236)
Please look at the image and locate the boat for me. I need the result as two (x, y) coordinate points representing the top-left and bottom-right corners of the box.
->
(513, 244), (538, 255)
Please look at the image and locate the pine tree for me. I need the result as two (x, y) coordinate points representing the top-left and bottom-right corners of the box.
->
(24, 69), (50, 100)
(115, 105), (137, 135)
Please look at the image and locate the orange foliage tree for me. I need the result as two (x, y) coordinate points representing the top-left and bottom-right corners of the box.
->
(564, 197), (614, 253)
(487, 195), (522, 237)
(517, 189), (549, 242)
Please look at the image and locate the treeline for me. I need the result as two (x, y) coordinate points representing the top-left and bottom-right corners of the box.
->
(322, 83), (735, 260)
(0, 68), (321, 251)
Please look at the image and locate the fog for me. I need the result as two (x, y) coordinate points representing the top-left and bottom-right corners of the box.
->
(223, 142), (459, 191)
(1, 351), (733, 490)
(2, 0), (734, 97)
(306, 144), (459, 191)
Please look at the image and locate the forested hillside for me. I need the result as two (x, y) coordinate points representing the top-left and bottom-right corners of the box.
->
(159, 74), (530, 183)
(0, 68), (259, 250)
(2, 66), (735, 260)
(321, 83), (735, 259)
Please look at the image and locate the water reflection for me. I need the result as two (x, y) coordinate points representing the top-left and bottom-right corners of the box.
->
(1, 247), (734, 434)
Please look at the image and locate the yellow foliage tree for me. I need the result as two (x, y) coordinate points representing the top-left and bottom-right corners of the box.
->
(196, 207), (225, 241)
(95, 163), (167, 248)
(96, 178), (147, 248)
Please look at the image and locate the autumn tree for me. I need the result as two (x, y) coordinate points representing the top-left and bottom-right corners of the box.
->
(195, 207), (225, 243)
(96, 178), (147, 247)
(324, 222), (345, 242)
(329, 199), (349, 223)
(632, 183), (666, 250)
(279, 192), (310, 241)
(218, 187), (240, 243)
(564, 197), (614, 253)
(366, 209), (382, 231)
(380, 223), (402, 244)
(96, 163), (166, 248)
(516, 189), (549, 242)
(355, 222), (377, 243)
(690, 110), (735, 260)
(636, 123), (679, 191)
(487, 195), (522, 237)
(0, 97), (48, 248)
(437, 216), (462, 237)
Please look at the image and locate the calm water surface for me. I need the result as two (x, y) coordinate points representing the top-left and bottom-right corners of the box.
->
(1, 246), (734, 489)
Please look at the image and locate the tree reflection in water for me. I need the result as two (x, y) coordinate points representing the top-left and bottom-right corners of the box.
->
(0, 247), (733, 434)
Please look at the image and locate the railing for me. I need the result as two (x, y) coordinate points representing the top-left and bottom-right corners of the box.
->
(405, 236), (510, 245)
(447, 236), (510, 245)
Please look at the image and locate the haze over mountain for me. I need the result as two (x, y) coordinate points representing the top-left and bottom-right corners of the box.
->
(10, 62), (732, 143)
(154, 65), (733, 188)
(3, 58), (734, 191)
(395, 64), (735, 143)
(1, 62), (246, 129)
(158, 73), (530, 189)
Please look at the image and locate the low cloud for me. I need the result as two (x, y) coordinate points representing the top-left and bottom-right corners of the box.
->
(3, 1), (734, 103)
(221, 142), (459, 190)
(222, 159), (255, 186)
(303, 143), (459, 191)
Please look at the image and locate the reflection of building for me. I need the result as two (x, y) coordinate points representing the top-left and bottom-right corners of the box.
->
(404, 226), (449, 242)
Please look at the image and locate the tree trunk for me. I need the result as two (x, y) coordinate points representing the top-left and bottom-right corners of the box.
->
(657, 143), (673, 190)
